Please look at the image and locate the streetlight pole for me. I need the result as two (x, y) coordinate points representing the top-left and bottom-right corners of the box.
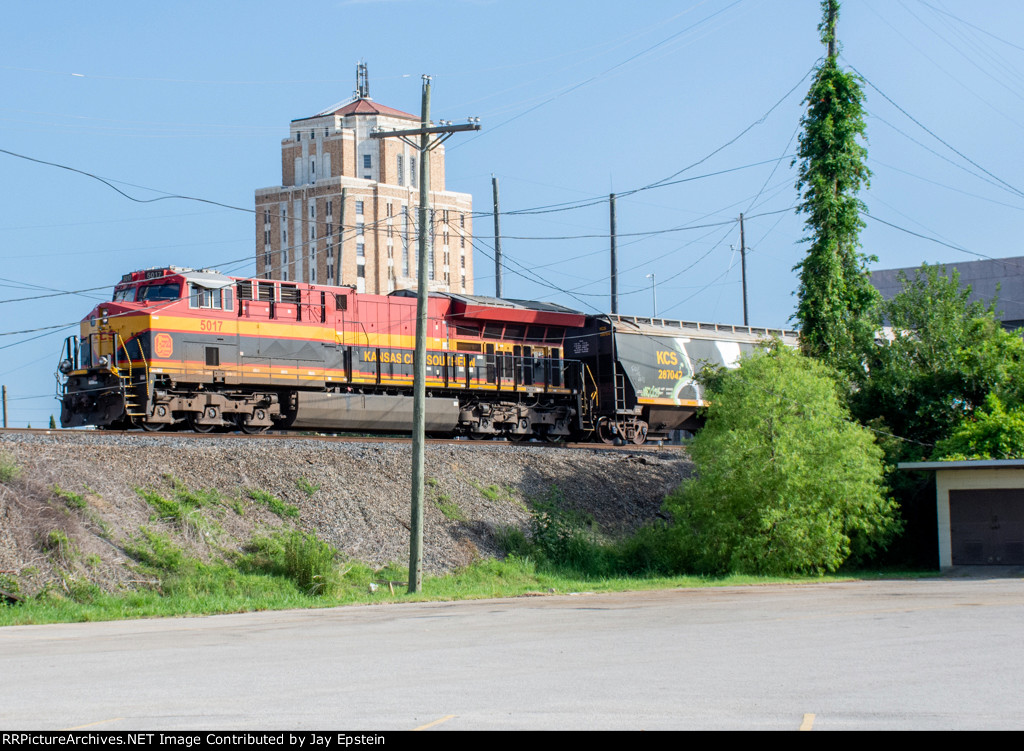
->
(646, 273), (657, 318)
(370, 77), (480, 594)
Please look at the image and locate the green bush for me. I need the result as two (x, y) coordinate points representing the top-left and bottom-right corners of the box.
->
(0, 454), (20, 483)
(666, 344), (900, 575)
(240, 530), (340, 597)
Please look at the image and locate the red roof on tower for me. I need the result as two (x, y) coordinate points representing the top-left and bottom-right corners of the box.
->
(293, 98), (418, 123)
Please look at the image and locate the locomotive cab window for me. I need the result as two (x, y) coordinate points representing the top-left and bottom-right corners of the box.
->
(136, 282), (181, 302)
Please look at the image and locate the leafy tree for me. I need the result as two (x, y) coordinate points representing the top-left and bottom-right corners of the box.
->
(933, 395), (1024, 460)
(850, 264), (1024, 458)
(665, 344), (899, 575)
(794, 0), (878, 370)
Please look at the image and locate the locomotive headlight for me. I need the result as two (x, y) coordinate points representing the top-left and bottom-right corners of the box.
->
(100, 307), (109, 325)
(59, 359), (73, 375)
(98, 355), (110, 367)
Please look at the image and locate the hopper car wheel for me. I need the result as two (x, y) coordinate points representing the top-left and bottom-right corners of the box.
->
(632, 422), (648, 446)
(140, 421), (165, 432)
(596, 418), (616, 445)
(543, 429), (566, 444)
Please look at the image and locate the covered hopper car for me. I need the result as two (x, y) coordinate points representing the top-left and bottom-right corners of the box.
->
(57, 267), (798, 443)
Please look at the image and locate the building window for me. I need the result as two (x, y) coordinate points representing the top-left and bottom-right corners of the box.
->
(357, 266), (365, 279)
(461, 236), (465, 248)
(327, 223), (333, 238)
(363, 154), (372, 169)
(357, 241), (365, 258)
(310, 225), (316, 240)
(443, 210), (449, 224)
(460, 213), (465, 228)
(310, 204), (315, 219)
(397, 155), (404, 186)
(356, 200), (364, 215)
(410, 156), (417, 188)
(460, 255), (465, 268)
(327, 200), (332, 217)
(296, 132), (301, 141)
(311, 159), (315, 180)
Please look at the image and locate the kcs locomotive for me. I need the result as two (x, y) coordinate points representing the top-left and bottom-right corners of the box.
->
(57, 267), (797, 443)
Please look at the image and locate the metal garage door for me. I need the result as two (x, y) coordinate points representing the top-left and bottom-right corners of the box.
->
(949, 489), (1024, 565)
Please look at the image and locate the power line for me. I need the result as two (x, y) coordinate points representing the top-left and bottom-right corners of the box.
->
(848, 65), (1024, 200)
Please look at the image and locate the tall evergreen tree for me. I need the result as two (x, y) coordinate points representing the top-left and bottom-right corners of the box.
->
(794, 0), (877, 369)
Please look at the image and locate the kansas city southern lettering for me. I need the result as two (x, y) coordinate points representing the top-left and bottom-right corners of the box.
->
(361, 350), (468, 367)
(655, 349), (678, 366)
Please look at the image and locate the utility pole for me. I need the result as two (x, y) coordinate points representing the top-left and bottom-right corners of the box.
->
(371, 77), (480, 594)
(739, 213), (749, 326)
(609, 193), (618, 314)
(826, 0), (837, 59)
(335, 187), (347, 287)
(2, 385), (6, 428)
(492, 176), (503, 298)
(646, 273), (657, 318)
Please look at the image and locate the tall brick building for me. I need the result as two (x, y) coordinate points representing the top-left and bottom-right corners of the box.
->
(255, 64), (474, 294)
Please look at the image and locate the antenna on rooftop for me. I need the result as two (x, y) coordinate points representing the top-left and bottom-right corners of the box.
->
(355, 61), (370, 100)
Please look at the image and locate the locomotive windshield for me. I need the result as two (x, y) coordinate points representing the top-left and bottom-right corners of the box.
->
(136, 282), (182, 301)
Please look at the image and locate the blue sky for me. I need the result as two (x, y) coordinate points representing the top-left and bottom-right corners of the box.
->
(3, 0), (1024, 426)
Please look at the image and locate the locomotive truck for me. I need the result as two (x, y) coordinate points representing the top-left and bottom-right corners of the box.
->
(57, 267), (797, 443)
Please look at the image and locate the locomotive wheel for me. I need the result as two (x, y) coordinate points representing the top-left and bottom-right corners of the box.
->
(236, 411), (269, 434)
(238, 420), (268, 435)
(596, 418), (616, 445)
(139, 421), (166, 432)
(188, 414), (216, 433)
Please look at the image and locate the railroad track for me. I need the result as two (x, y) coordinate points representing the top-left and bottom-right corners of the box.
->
(0, 427), (682, 451)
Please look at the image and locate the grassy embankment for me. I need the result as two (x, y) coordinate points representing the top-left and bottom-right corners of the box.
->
(0, 454), (926, 626)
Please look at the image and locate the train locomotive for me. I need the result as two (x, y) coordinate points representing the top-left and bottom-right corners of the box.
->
(57, 267), (798, 443)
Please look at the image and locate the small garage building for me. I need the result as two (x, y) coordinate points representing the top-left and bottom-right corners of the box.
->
(900, 459), (1024, 568)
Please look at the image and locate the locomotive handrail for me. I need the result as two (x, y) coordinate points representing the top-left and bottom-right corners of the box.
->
(114, 333), (132, 381)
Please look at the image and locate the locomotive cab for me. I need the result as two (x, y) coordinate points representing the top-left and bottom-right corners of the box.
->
(57, 267), (197, 429)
